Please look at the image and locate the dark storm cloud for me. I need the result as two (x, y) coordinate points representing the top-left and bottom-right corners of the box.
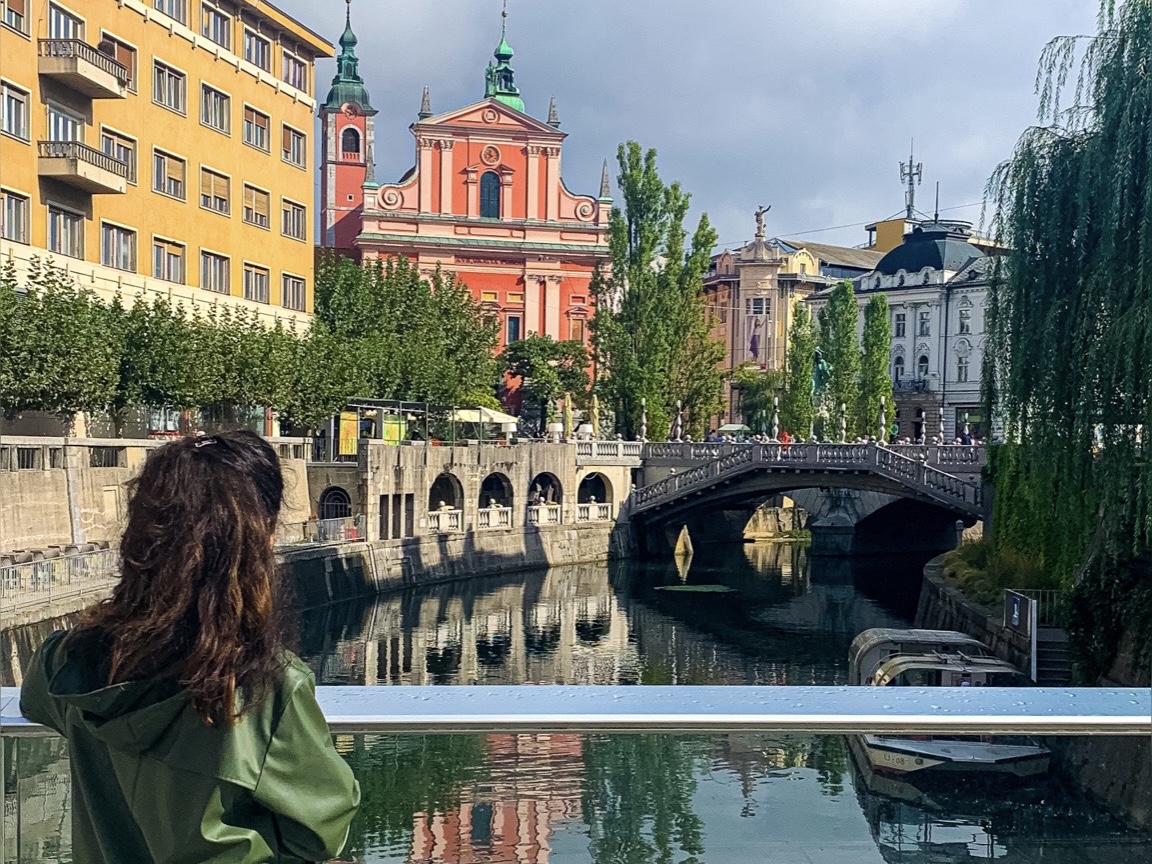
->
(284, 0), (1100, 248)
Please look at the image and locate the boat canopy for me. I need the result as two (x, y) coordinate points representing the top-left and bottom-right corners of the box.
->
(872, 654), (1031, 688)
(849, 628), (992, 686)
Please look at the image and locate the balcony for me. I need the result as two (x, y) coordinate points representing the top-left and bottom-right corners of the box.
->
(38, 141), (129, 194)
(38, 39), (130, 99)
(894, 377), (934, 394)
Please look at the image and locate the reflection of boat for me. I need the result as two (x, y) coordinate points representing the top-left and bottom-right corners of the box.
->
(849, 628), (1050, 779)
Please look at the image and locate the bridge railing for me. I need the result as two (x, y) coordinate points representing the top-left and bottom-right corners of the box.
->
(643, 441), (986, 468)
(477, 506), (513, 530)
(0, 549), (120, 615)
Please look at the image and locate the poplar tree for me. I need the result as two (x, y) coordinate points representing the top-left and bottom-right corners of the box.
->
(817, 281), (861, 437)
(986, 0), (1152, 678)
(591, 142), (724, 440)
(780, 303), (816, 437)
(858, 294), (893, 439)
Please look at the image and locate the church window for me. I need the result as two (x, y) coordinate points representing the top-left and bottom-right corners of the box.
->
(506, 315), (522, 344)
(917, 354), (930, 378)
(480, 171), (501, 219)
(570, 318), (587, 343)
(341, 126), (360, 157)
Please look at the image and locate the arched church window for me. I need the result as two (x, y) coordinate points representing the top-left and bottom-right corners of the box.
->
(341, 127), (361, 156)
(480, 171), (501, 219)
(893, 355), (905, 381)
(917, 354), (930, 378)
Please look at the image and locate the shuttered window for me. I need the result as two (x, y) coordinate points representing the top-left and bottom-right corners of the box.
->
(243, 106), (269, 151)
(153, 238), (185, 283)
(282, 125), (305, 167)
(281, 199), (305, 239)
(100, 35), (136, 90)
(200, 168), (229, 214)
(153, 149), (185, 199)
(243, 184), (269, 228)
(4, 0), (29, 34)
(243, 264), (269, 304)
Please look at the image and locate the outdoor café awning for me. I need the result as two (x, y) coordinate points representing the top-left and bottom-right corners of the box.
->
(719, 424), (751, 433)
(450, 407), (519, 425)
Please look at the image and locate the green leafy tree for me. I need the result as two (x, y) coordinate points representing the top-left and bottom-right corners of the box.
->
(591, 143), (724, 440)
(817, 281), (862, 439)
(985, 0), (1152, 679)
(498, 334), (589, 426)
(781, 302), (816, 438)
(858, 294), (893, 439)
(731, 365), (783, 435)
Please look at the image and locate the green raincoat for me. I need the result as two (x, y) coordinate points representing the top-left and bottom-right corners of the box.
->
(19, 630), (361, 864)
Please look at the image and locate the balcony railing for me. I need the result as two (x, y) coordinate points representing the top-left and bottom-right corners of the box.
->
(38, 39), (130, 98)
(576, 503), (614, 522)
(894, 378), (933, 393)
(38, 140), (129, 194)
(477, 506), (512, 530)
(527, 504), (562, 526)
(429, 509), (464, 534)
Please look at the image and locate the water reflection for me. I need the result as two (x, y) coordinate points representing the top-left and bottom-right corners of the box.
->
(4, 543), (1152, 863)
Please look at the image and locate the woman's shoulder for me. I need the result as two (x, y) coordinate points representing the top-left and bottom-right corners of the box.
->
(276, 652), (317, 694)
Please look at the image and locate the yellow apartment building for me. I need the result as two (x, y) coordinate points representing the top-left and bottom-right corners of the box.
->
(0, 0), (332, 324)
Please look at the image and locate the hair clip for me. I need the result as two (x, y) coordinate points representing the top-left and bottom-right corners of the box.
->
(193, 436), (218, 449)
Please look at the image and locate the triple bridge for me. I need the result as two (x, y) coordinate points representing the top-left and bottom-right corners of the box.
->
(625, 443), (987, 555)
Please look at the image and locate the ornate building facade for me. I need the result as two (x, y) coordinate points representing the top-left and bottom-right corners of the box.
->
(319, 9), (611, 371)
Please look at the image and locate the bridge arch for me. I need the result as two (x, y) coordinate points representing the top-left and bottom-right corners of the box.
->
(480, 472), (514, 510)
(429, 472), (464, 512)
(528, 472), (563, 506)
(578, 472), (613, 504)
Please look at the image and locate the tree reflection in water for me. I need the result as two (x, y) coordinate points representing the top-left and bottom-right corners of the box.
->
(582, 735), (707, 864)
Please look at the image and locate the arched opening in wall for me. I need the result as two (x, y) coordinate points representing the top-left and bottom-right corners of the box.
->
(479, 472), (513, 510)
(480, 170), (501, 219)
(341, 127), (361, 157)
(528, 472), (563, 506)
(917, 355), (930, 378)
(318, 486), (352, 520)
(429, 473), (464, 512)
(893, 355), (905, 381)
(578, 472), (613, 504)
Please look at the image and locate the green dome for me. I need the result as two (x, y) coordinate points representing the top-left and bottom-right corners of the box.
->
(323, 6), (374, 112)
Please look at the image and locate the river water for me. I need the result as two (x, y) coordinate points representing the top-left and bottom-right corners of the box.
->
(4, 542), (1151, 863)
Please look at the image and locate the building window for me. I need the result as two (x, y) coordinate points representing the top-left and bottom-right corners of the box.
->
(340, 126), (360, 156)
(48, 206), (84, 259)
(153, 238), (185, 283)
(47, 103), (82, 142)
(152, 149), (186, 199)
(918, 310), (931, 337)
(745, 297), (769, 316)
(153, 0), (186, 25)
(48, 3), (83, 38)
(917, 354), (930, 378)
(243, 106), (269, 151)
(481, 290), (499, 304)
(282, 274), (305, 311)
(480, 170), (500, 219)
(243, 29), (270, 70)
(99, 35), (137, 91)
(201, 85), (230, 133)
(506, 315), (522, 344)
(100, 129), (136, 183)
(1, 190), (29, 244)
(959, 308), (972, 334)
(1, 82), (29, 140)
(101, 223), (136, 272)
(3, 0), (28, 34)
(894, 312), (905, 338)
(893, 355), (904, 381)
(153, 61), (186, 114)
(507, 292), (524, 305)
(281, 199), (305, 240)
(242, 184), (269, 228)
(282, 125), (306, 167)
(200, 250), (229, 293)
(569, 318), (587, 343)
(200, 2), (230, 49)
(957, 357), (970, 384)
(243, 264), (269, 303)
(200, 168), (229, 214)
(282, 50), (307, 91)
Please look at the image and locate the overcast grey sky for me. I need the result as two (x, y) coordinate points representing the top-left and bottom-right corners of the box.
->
(282, 0), (1101, 249)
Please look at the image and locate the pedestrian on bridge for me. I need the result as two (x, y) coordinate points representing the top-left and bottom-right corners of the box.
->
(20, 431), (361, 864)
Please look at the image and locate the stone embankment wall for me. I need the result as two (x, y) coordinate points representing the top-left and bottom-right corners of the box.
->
(916, 556), (1150, 830)
(743, 506), (808, 539)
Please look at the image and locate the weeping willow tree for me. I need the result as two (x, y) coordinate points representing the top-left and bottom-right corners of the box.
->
(986, 0), (1152, 680)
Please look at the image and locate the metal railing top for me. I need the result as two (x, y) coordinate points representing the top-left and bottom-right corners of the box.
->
(3, 686), (1148, 737)
(38, 140), (130, 178)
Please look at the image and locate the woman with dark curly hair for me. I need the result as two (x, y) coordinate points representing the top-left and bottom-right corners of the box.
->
(20, 430), (360, 864)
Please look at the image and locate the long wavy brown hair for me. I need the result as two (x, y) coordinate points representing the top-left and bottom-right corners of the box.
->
(72, 430), (287, 728)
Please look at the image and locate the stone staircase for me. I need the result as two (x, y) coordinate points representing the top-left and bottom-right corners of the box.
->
(1035, 627), (1074, 686)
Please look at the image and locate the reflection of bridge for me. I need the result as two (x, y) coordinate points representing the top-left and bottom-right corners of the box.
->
(630, 444), (983, 520)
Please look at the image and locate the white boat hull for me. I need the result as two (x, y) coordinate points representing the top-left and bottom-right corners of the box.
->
(857, 734), (1051, 778)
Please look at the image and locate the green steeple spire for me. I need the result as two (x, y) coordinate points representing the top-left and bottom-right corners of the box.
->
(484, 2), (525, 113)
(324, 0), (375, 113)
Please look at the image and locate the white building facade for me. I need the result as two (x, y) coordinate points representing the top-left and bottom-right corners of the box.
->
(808, 222), (990, 441)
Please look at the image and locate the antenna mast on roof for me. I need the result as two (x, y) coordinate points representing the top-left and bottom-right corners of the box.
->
(934, 182), (940, 223)
(900, 140), (923, 221)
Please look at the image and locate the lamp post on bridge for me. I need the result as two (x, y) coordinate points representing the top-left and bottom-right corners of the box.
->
(840, 402), (847, 444)
(772, 396), (780, 441)
(639, 398), (648, 443)
(879, 396), (887, 445)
